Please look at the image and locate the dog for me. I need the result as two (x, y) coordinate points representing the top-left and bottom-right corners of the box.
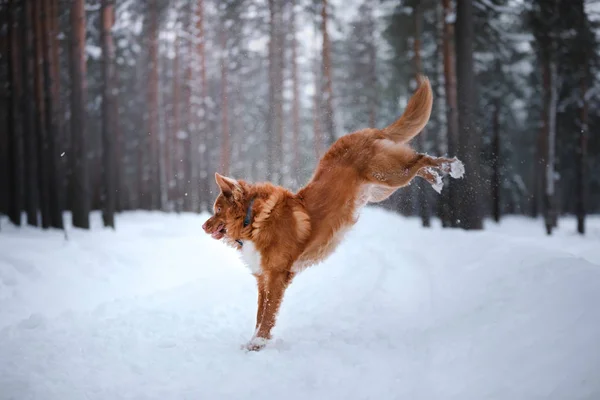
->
(202, 76), (464, 351)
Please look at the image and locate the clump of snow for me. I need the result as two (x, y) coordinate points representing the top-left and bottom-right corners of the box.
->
(0, 209), (599, 400)
(449, 158), (465, 179)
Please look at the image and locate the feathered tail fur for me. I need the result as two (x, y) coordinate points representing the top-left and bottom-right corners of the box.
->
(382, 75), (433, 143)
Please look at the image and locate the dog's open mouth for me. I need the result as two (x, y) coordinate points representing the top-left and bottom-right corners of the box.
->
(212, 223), (227, 240)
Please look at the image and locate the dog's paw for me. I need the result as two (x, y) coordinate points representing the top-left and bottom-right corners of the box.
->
(242, 337), (268, 352)
(425, 167), (443, 194)
(433, 170), (443, 194)
(449, 158), (465, 179)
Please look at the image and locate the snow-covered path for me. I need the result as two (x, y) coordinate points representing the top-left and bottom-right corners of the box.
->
(1, 208), (599, 400)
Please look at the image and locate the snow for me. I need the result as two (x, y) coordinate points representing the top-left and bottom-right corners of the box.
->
(449, 158), (465, 179)
(1, 208), (599, 400)
(85, 44), (102, 60)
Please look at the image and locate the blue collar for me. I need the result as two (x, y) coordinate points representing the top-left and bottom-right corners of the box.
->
(243, 198), (255, 228)
(236, 198), (255, 247)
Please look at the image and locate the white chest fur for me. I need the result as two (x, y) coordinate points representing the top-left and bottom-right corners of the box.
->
(241, 242), (262, 275)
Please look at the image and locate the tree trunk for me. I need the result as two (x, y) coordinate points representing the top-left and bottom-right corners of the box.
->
(321, 0), (335, 147)
(147, 1), (160, 210)
(170, 14), (181, 211)
(575, 0), (589, 235)
(290, 0), (300, 185)
(491, 98), (501, 223)
(544, 59), (558, 235)
(101, 0), (116, 228)
(220, 28), (230, 176)
(267, 0), (284, 184)
(50, 0), (65, 215)
(114, 66), (123, 212)
(157, 39), (168, 212)
(313, 27), (323, 160)
(41, 0), (63, 229)
(196, 0), (209, 211)
(32, 0), (51, 229)
(414, 1), (430, 228)
(69, 0), (90, 228)
(274, 3), (284, 186)
(367, 6), (377, 129)
(6, 0), (22, 226)
(455, 0), (483, 230)
(183, 13), (193, 211)
(441, 0), (459, 228)
(20, 0), (37, 226)
(576, 74), (588, 235)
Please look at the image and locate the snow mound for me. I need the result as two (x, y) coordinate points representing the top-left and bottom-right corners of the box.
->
(1, 209), (599, 400)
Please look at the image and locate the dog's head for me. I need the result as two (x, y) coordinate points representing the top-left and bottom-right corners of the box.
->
(202, 173), (248, 241)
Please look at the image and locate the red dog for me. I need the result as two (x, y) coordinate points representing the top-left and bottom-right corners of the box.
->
(202, 76), (464, 351)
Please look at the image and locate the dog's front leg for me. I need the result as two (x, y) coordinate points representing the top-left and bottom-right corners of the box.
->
(245, 270), (294, 351)
(255, 274), (267, 331)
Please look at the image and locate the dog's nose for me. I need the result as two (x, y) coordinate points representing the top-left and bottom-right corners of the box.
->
(202, 221), (207, 231)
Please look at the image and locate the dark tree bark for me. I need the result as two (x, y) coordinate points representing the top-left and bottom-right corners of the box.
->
(20, 0), (37, 226)
(455, 0), (483, 230)
(576, 71), (588, 234)
(69, 0), (90, 228)
(41, 0), (63, 229)
(32, 0), (51, 229)
(321, 0), (335, 147)
(114, 66), (123, 212)
(101, 0), (116, 228)
(50, 0), (66, 217)
(413, 1), (430, 228)
(491, 98), (501, 223)
(575, 0), (589, 235)
(1, 0), (7, 219)
(543, 60), (558, 235)
(441, 0), (459, 228)
(6, 0), (22, 226)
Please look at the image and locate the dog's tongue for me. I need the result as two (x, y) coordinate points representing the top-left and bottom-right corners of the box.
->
(211, 231), (224, 240)
(210, 223), (225, 240)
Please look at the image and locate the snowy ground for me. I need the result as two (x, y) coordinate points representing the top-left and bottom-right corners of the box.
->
(1, 208), (599, 400)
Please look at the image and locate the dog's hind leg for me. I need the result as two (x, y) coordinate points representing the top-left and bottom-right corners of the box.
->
(368, 152), (442, 188)
(367, 140), (463, 190)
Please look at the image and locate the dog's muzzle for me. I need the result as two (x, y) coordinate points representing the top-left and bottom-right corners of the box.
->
(202, 218), (226, 240)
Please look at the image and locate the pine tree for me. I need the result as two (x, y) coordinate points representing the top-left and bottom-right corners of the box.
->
(69, 0), (90, 228)
(32, 0), (51, 228)
(6, 0), (22, 226)
(101, 0), (116, 228)
(40, 0), (63, 229)
(413, 0), (430, 228)
(455, 0), (483, 230)
(321, 0), (335, 147)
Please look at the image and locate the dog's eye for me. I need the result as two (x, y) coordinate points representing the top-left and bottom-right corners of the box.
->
(217, 207), (221, 213)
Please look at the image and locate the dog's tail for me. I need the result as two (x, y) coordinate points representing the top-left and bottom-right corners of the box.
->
(382, 75), (433, 143)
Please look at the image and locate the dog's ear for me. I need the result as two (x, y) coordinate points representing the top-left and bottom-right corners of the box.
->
(215, 173), (242, 200)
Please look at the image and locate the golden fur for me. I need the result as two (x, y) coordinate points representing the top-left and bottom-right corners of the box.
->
(202, 76), (464, 351)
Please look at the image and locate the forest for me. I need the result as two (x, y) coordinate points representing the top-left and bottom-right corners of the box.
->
(0, 0), (598, 234)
